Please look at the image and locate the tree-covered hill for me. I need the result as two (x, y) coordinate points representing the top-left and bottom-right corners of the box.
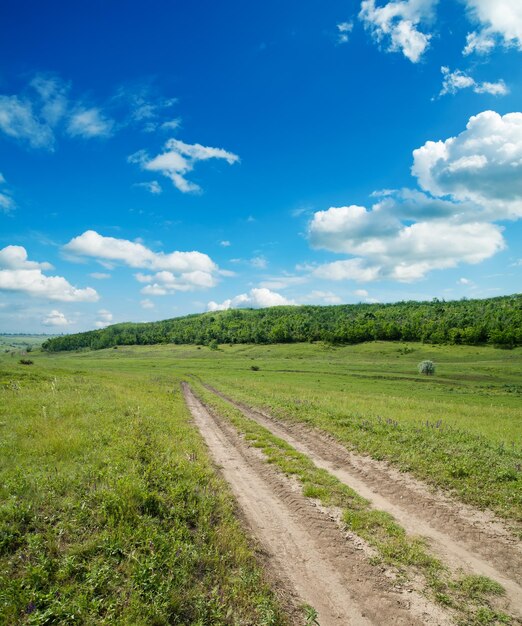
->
(41, 294), (521, 352)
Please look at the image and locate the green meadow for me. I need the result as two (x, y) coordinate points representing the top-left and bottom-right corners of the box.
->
(1, 340), (521, 623)
(0, 357), (284, 625)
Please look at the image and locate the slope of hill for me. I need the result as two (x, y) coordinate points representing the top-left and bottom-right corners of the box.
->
(41, 294), (521, 352)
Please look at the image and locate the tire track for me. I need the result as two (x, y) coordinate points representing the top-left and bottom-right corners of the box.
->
(183, 383), (449, 626)
(203, 383), (522, 619)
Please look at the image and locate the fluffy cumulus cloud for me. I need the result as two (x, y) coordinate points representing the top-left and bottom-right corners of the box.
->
(0, 245), (53, 270)
(0, 75), (114, 150)
(358, 0), (522, 60)
(412, 110), (522, 219)
(129, 139), (239, 193)
(311, 207), (504, 282)
(439, 67), (508, 97)
(208, 288), (295, 311)
(0, 245), (99, 301)
(64, 230), (219, 294)
(309, 110), (519, 283)
(42, 310), (73, 327)
(462, 0), (522, 54)
(359, 0), (436, 62)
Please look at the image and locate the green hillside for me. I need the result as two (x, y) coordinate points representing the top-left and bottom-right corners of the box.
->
(42, 294), (522, 352)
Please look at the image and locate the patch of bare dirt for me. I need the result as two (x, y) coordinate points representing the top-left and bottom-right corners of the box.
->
(183, 383), (451, 626)
(204, 383), (522, 619)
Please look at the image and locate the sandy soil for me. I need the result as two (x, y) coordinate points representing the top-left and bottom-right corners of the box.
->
(203, 383), (522, 620)
(183, 383), (453, 626)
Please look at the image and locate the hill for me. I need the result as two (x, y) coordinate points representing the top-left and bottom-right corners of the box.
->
(41, 294), (521, 352)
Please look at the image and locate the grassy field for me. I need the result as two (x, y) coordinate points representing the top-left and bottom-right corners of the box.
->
(0, 360), (284, 625)
(33, 341), (522, 521)
(1, 340), (521, 623)
(0, 335), (55, 351)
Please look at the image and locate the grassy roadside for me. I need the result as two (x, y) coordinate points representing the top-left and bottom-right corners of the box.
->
(190, 380), (511, 626)
(0, 362), (285, 625)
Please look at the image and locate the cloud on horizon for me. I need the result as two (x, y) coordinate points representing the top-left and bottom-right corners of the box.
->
(208, 287), (295, 311)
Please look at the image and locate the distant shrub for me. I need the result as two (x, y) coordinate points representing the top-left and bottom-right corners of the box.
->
(208, 340), (219, 351)
(418, 360), (435, 375)
(250, 365), (260, 371)
(19, 359), (33, 365)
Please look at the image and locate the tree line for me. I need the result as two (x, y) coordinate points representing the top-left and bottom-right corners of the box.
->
(41, 294), (521, 352)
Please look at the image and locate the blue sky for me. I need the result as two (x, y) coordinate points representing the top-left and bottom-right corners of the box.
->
(0, 0), (521, 332)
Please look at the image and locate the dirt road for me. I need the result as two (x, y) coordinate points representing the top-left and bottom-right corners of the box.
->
(203, 383), (522, 619)
(183, 383), (451, 626)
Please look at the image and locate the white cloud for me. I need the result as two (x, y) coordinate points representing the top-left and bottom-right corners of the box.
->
(42, 309), (73, 326)
(311, 204), (504, 282)
(67, 107), (113, 138)
(89, 272), (111, 279)
(118, 85), (178, 132)
(134, 180), (162, 194)
(0, 246), (98, 302)
(94, 309), (113, 328)
(353, 289), (369, 297)
(359, 0), (436, 62)
(0, 75), (114, 149)
(140, 298), (155, 309)
(412, 110), (522, 219)
(64, 230), (217, 272)
(129, 138), (239, 193)
(0, 245), (53, 270)
(138, 269), (218, 295)
(250, 255), (268, 269)
(314, 258), (382, 282)
(0, 95), (55, 149)
(0, 174), (15, 212)
(259, 275), (308, 290)
(220, 240), (231, 247)
(439, 66), (508, 97)
(207, 288), (296, 311)
(64, 231), (220, 295)
(309, 110), (520, 283)
(462, 0), (522, 54)
(160, 119), (181, 131)
(337, 21), (354, 43)
(305, 290), (343, 304)
(458, 277), (473, 285)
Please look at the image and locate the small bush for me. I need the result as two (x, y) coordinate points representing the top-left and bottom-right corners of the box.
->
(250, 365), (260, 371)
(19, 359), (33, 365)
(418, 360), (435, 375)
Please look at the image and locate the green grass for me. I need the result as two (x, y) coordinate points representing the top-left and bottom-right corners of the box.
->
(190, 380), (511, 625)
(27, 342), (522, 523)
(0, 334), (54, 351)
(1, 340), (520, 623)
(0, 362), (284, 625)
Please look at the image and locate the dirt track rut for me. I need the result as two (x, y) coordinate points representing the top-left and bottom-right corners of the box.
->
(183, 383), (449, 626)
(203, 383), (522, 619)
